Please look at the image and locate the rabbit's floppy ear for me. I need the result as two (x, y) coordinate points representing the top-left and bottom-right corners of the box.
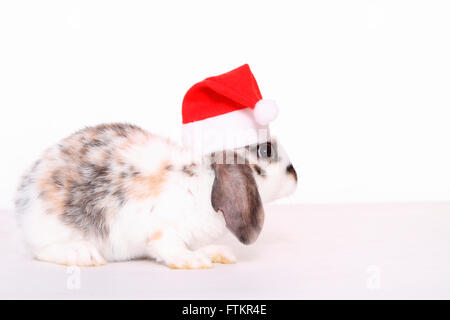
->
(211, 162), (264, 245)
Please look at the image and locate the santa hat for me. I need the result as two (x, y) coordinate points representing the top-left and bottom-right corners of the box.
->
(182, 64), (279, 155)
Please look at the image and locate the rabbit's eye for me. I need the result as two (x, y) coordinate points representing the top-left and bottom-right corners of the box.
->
(257, 142), (276, 160)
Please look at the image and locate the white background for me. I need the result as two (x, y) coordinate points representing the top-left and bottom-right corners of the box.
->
(1, 0), (449, 210)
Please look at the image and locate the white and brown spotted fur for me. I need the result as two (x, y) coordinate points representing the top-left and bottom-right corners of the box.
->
(15, 123), (297, 269)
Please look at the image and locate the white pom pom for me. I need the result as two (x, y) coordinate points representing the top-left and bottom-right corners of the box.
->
(254, 99), (279, 125)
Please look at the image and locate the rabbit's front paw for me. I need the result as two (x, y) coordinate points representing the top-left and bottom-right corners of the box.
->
(167, 251), (213, 270)
(146, 228), (213, 270)
(197, 245), (236, 264)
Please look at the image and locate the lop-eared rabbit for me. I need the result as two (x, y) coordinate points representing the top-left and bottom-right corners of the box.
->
(15, 123), (297, 269)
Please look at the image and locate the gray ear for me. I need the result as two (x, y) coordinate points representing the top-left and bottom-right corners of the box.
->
(211, 163), (264, 245)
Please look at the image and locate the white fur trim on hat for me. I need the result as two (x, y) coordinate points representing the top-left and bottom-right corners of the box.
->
(182, 108), (271, 155)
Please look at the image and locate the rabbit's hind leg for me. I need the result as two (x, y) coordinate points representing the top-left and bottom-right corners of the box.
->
(34, 241), (107, 267)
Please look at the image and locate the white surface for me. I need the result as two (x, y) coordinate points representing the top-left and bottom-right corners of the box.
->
(1, 1), (450, 209)
(1, 203), (449, 299)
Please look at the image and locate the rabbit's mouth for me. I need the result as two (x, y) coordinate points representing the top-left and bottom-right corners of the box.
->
(273, 164), (298, 201)
(286, 163), (297, 182)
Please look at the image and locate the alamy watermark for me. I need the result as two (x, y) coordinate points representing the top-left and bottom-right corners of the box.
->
(366, 265), (381, 290)
(66, 266), (81, 290)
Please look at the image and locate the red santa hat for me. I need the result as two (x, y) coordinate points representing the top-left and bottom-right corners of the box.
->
(182, 64), (279, 155)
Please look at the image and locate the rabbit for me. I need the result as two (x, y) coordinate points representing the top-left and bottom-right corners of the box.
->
(14, 123), (297, 269)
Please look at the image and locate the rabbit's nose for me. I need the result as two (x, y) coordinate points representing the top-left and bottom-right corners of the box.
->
(286, 163), (297, 182)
